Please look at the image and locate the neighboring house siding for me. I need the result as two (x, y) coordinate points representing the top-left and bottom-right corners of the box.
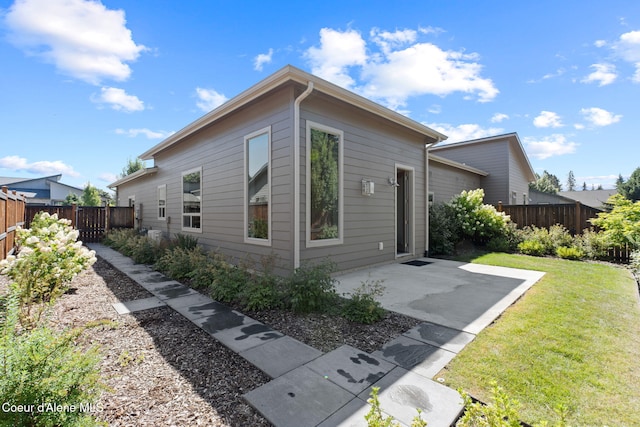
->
(298, 93), (427, 271)
(429, 162), (482, 204)
(508, 144), (531, 205)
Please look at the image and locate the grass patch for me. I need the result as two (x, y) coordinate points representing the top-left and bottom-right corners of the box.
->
(440, 253), (640, 425)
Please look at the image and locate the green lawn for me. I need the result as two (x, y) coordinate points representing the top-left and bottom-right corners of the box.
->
(439, 253), (640, 426)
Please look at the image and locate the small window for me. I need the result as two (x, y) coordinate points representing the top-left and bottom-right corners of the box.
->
(245, 127), (271, 245)
(182, 167), (202, 232)
(306, 121), (343, 247)
(428, 192), (434, 206)
(158, 184), (167, 220)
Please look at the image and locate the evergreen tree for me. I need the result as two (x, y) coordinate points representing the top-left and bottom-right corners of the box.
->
(566, 171), (576, 191)
(81, 183), (102, 206)
(529, 170), (562, 194)
(64, 192), (81, 205)
(582, 182), (587, 191)
(120, 157), (145, 178)
(618, 167), (640, 201)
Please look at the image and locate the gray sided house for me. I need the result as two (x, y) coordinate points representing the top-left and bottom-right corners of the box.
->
(0, 174), (83, 205)
(109, 65), (447, 274)
(429, 133), (536, 206)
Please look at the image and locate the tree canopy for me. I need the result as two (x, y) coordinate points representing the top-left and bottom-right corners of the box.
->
(120, 157), (145, 178)
(617, 167), (640, 201)
(529, 170), (562, 194)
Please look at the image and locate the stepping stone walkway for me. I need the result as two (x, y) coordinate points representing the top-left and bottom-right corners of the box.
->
(90, 244), (467, 427)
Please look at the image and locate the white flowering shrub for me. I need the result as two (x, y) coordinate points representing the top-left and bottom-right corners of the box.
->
(0, 212), (96, 325)
(450, 189), (511, 244)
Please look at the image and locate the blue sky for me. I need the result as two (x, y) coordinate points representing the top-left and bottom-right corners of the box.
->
(1, 0), (639, 193)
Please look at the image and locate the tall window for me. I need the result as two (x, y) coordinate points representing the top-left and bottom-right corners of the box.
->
(245, 127), (271, 244)
(182, 167), (202, 232)
(306, 122), (343, 246)
(157, 184), (166, 220)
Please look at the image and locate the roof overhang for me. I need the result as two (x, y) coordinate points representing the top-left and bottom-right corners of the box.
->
(108, 167), (158, 189)
(139, 65), (447, 160)
(429, 154), (489, 176)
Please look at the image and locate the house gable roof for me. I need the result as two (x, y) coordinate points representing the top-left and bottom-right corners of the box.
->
(429, 154), (489, 176)
(431, 132), (536, 182)
(108, 167), (158, 189)
(138, 65), (447, 161)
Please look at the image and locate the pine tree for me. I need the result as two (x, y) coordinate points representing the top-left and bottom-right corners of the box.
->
(566, 171), (576, 191)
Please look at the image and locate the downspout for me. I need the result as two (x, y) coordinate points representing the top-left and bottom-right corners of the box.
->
(293, 81), (314, 269)
(424, 139), (439, 257)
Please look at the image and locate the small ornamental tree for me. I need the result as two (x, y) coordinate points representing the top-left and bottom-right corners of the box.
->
(590, 194), (640, 249)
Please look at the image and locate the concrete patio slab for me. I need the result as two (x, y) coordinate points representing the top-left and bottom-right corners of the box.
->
(112, 296), (166, 314)
(172, 300), (232, 321)
(212, 320), (284, 353)
(358, 367), (464, 427)
(316, 398), (386, 427)
(335, 257), (545, 334)
(306, 345), (395, 395)
(163, 292), (215, 309)
(244, 366), (356, 427)
(193, 309), (256, 335)
(152, 283), (199, 300)
(372, 335), (456, 379)
(403, 322), (475, 354)
(240, 336), (322, 378)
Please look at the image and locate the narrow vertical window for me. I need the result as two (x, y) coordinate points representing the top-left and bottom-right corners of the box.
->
(182, 167), (202, 232)
(157, 184), (166, 220)
(245, 127), (271, 244)
(306, 122), (343, 246)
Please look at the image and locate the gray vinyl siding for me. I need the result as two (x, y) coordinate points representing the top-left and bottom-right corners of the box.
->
(429, 162), (482, 204)
(508, 144), (531, 205)
(299, 93), (429, 271)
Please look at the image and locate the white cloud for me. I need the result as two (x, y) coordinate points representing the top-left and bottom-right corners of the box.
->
(594, 40), (607, 48)
(491, 113), (509, 123)
(304, 28), (367, 89)
(254, 48), (273, 71)
(427, 123), (504, 144)
(98, 172), (118, 183)
(533, 111), (563, 128)
(614, 30), (640, 82)
(115, 128), (174, 139)
(523, 134), (578, 160)
(5, 0), (146, 85)
(304, 27), (498, 109)
(0, 155), (79, 177)
(580, 107), (622, 126)
(581, 63), (617, 86)
(93, 87), (144, 112)
(195, 87), (228, 112)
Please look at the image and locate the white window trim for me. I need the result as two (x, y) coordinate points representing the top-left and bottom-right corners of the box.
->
(157, 184), (167, 220)
(244, 126), (272, 246)
(181, 166), (203, 233)
(306, 121), (344, 248)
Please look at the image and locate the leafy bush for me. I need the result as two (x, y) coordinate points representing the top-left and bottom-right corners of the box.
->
(171, 233), (199, 250)
(342, 279), (386, 324)
(154, 247), (208, 281)
(556, 246), (585, 260)
(590, 194), (640, 249)
(517, 225), (572, 256)
(284, 260), (337, 313)
(429, 203), (460, 255)
(518, 240), (546, 256)
(102, 228), (138, 250)
(450, 189), (511, 244)
(130, 236), (164, 265)
(209, 261), (249, 303)
(547, 224), (574, 249)
(0, 294), (105, 427)
(631, 250), (640, 275)
(577, 228), (610, 260)
(238, 255), (284, 311)
(0, 212), (96, 326)
(486, 222), (523, 253)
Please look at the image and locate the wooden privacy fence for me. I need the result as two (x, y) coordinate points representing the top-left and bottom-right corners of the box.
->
(1, 187), (26, 260)
(496, 201), (601, 235)
(25, 205), (134, 243)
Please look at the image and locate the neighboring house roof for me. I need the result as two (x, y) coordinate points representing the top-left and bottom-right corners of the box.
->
(138, 65), (448, 161)
(429, 153), (489, 176)
(0, 175), (83, 202)
(529, 189), (576, 205)
(558, 189), (617, 209)
(431, 132), (536, 182)
(108, 167), (158, 189)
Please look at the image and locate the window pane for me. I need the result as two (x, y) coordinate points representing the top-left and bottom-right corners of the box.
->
(183, 171), (201, 214)
(247, 133), (269, 239)
(310, 128), (339, 240)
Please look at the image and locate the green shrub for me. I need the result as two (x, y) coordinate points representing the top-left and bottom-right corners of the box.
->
(556, 246), (584, 260)
(238, 255), (284, 311)
(342, 280), (386, 324)
(548, 224), (573, 250)
(154, 247), (208, 281)
(0, 294), (105, 427)
(577, 228), (610, 260)
(519, 225), (556, 255)
(102, 228), (138, 251)
(631, 250), (640, 275)
(284, 260), (337, 313)
(130, 236), (164, 265)
(209, 261), (248, 303)
(590, 194), (640, 248)
(518, 240), (546, 256)
(171, 233), (199, 250)
(429, 203), (460, 255)
(486, 222), (523, 253)
(450, 189), (511, 244)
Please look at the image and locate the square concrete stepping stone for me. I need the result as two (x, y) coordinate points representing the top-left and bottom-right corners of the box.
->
(172, 300), (232, 321)
(244, 366), (355, 427)
(212, 320), (284, 353)
(112, 296), (166, 314)
(151, 283), (199, 300)
(240, 336), (322, 378)
(306, 345), (395, 395)
(193, 309), (255, 335)
(163, 292), (214, 309)
(357, 367), (464, 427)
(138, 272), (176, 284)
(316, 397), (385, 427)
(403, 322), (475, 354)
(372, 336), (456, 379)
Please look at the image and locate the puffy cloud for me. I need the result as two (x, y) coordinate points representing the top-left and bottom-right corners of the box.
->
(4, 0), (146, 84)
(491, 113), (509, 123)
(581, 63), (617, 86)
(0, 155), (80, 177)
(304, 28), (367, 89)
(533, 111), (563, 128)
(523, 134), (578, 160)
(98, 172), (118, 183)
(93, 87), (144, 112)
(195, 87), (228, 112)
(427, 123), (504, 144)
(580, 107), (622, 126)
(254, 48), (273, 71)
(613, 30), (640, 82)
(115, 128), (174, 139)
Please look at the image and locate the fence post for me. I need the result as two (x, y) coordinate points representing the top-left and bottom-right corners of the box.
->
(71, 204), (77, 229)
(2, 186), (7, 258)
(105, 204), (110, 235)
(575, 201), (581, 235)
(497, 201), (503, 212)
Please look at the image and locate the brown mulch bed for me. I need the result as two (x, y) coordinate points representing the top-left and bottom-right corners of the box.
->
(1, 255), (423, 426)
